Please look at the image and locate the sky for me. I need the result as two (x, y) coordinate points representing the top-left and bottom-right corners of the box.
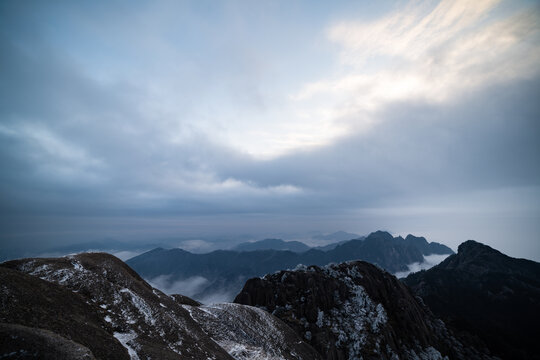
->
(1, 0), (539, 260)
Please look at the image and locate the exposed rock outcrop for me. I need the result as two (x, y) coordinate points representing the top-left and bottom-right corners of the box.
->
(235, 261), (496, 360)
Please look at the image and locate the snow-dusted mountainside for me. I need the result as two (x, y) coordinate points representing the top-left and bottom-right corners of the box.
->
(235, 261), (497, 360)
(1, 253), (318, 360)
(184, 303), (321, 360)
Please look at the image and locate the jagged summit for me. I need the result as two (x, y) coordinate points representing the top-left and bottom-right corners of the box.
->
(458, 239), (492, 253)
(234, 260), (495, 360)
(366, 230), (394, 240)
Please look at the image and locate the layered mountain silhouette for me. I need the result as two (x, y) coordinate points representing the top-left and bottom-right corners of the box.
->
(404, 240), (540, 360)
(127, 231), (453, 301)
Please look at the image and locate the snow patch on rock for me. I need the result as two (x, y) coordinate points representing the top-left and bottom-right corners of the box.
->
(113, 331), (140, 360)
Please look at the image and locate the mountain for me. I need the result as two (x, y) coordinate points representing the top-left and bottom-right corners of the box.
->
(127, 231), (453, 301)
(404, 240), (540, 360)
(234, 260), (495, 360)
(1, 253), (319, 360)
(233, 238), (311, 252)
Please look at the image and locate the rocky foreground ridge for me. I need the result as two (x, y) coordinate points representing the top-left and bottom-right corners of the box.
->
(0, 253), (318, 360)
(404, 240), (540, 360)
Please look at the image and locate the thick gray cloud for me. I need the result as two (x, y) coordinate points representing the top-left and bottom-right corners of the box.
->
(1, 0), (539, 261)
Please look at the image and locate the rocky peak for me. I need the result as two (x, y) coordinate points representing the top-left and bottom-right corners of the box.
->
(365, 230), (395, 242)
(436, 240), (538, 278)
(457, 240), (501, 257)
(404, 240), (540, 360)
(405, 234), (428, 246)
(234, 261), (494, 360)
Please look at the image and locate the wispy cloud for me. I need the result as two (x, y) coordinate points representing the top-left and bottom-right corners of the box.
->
(292, 0), (540, 134)
(394, 253), (450, 278)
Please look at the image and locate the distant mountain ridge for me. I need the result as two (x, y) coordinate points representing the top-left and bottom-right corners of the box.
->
(404, 240), (540, 360)
(127, 231), (453, 301)
(233, 238), (311, 252)
(232, 231), (365, 253)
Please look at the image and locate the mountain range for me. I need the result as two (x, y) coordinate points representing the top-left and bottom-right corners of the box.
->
(232, 232), (365, 253)
(1, 237), (538, 359)
(126, 231), (453, 301)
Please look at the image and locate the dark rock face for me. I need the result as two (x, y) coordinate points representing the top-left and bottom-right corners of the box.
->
(128, 231), (453, 301)
(0, 266), (129, 360)
(1, 252), (319, 360)
(0, 323), (96, 360)
(234, 261), (494, 360)
(404, 240), (540, 360)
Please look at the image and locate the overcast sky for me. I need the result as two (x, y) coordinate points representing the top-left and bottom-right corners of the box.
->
(1, 0), (539, 260)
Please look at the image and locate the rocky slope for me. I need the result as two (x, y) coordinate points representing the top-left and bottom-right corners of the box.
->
(404, 240), (540, 360)
(234, 260), (496, 360)
(0, 265), (128, 359)
(1, 253), (318, 360)
(184, 303), (321, 360)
